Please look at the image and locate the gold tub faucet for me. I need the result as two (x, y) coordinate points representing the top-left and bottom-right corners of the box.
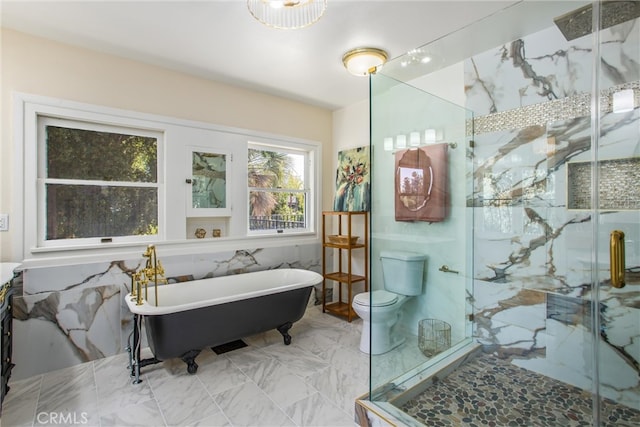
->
(132, 244), (168, 306)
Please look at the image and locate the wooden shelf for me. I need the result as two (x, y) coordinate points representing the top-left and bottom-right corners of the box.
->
(324, 301), (356, 319)
(324, 272), (366, 284)
(322, 211), (368, 322)
(323, 242), (366, 250)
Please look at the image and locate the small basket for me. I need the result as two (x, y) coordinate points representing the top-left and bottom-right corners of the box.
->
(418, 319), (451, 357)
(327, 235), (359, 245)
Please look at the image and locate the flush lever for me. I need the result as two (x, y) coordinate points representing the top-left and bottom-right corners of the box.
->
(439, 265), (459, 274)
(610, 230), (625, 289)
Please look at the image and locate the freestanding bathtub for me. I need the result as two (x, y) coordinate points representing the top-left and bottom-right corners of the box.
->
(125, 268), (322, 376)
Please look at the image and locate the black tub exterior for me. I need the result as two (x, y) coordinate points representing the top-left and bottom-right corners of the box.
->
(144, 286), (312, 361)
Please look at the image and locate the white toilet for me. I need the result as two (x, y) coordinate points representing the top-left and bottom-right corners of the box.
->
(352, 251), (426, 355)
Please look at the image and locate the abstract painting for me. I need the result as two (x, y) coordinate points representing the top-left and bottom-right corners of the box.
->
(333, 146), (370, 212)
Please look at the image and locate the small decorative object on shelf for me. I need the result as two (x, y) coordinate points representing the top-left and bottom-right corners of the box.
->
(194, 228), (206, 238)
(212, 229), (221, 238)
(327, 235), (359, 245)
(322, 211), (368, 322)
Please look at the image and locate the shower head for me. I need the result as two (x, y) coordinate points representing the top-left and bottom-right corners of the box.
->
(553, 1), (640, 41)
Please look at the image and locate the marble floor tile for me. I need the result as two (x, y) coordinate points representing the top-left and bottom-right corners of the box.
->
(3, 305), (369, 427)
(35, 363), (100, 426)
(258, 342), (330, 379)
(94, 352), (155, 411)
(99, 399), (166, 427)
(241, 357), (318, 408)
(307, 365), (368, 414)
(186, 411), (232, 427)
(283, 391), (355, 427)
(196, 353), (251, 396)
(147, 369), (220, 426)
(1, 375), (42, 427)
(213, 381), (295, 426)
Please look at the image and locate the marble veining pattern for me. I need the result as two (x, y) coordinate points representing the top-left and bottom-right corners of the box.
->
(465, 13), (640, 416)
(12, 244), (322, 380)
(3, 305), (363, 427)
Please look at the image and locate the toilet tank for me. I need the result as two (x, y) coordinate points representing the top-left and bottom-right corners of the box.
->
(380, 251), (426, 296)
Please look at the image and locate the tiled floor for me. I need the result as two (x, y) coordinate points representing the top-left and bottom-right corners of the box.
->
(400, 352), (640, 427)
(2, 305), (370, 427)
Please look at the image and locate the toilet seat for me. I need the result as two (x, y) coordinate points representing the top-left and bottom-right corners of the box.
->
(353, 290), (398, 307)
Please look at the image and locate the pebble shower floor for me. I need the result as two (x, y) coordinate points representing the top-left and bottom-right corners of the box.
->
(400, 352), (640, 426)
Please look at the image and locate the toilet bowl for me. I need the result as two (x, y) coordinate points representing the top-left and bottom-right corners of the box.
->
(352, 251), (426, 355)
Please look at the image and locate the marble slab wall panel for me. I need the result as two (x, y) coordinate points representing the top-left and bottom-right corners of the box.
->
(465, 17), (639, 117)
(13, 243), (321, 379)
(465, 16), (639, 408)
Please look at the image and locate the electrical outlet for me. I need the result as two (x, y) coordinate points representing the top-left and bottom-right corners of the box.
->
(0, 214), (8, 231)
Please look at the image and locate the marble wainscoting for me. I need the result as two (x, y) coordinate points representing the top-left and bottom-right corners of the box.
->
(12, 244), (321, 380)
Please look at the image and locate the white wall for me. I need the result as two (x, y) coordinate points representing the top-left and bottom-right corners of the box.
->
(0, 28), (334, 262)
(330, 99), (370, 300)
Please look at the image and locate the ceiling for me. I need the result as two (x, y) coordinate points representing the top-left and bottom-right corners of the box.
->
(1, 0), (521, 111)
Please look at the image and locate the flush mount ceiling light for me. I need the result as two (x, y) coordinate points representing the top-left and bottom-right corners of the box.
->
(342, 47), (388, 77)
(247, 0), (327, 30)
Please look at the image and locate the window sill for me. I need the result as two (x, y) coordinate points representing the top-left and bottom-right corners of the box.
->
(21, 232), (320, 269)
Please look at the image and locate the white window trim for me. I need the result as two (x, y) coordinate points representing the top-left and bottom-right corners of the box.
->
(247, 140), (315, 236)
(36, 116), (164, 248)
(13, 93), (322, 267)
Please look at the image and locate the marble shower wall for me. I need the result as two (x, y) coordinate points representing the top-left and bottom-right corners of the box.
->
(465, 18), (639, 408)
(12, 243), (321, 380)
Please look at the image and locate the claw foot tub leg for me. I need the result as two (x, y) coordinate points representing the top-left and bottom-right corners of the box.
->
(277, 322), (293, 345)
(181, 350), (201, 374)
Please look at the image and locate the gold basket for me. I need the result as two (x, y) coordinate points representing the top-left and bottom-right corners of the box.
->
(328, 235), (359, 245)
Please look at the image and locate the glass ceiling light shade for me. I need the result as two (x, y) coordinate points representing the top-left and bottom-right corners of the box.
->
(247, 0), (327, 30)
(342, 47), (388, 76)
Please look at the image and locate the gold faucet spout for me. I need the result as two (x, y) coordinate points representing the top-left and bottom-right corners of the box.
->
(134, 244), (167, 307)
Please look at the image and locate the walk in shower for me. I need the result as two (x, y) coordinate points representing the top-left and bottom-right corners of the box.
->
(360, 1), (639, 425)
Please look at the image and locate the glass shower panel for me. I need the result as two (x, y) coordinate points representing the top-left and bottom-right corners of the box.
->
(369, 72), (474, 396)
(362, 2), (640, 426)
(594, 1), (640, 422)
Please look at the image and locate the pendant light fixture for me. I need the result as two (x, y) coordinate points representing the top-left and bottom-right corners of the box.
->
(247, 0), (327, 30)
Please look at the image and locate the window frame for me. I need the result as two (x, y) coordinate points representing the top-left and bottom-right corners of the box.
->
(247, 140), (315, 236)
(15, 93), (321, 264)
(36, 116), (164, 248)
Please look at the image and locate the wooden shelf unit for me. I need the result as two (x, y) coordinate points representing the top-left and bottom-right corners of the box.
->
(322, 211), (368, 322)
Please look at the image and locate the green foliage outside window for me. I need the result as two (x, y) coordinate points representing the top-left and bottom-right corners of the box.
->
(45, 125), (158, 240)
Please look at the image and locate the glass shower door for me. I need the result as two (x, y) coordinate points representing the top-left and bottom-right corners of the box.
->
(368, 72), (475, 399)
(594, 1), (640, 422)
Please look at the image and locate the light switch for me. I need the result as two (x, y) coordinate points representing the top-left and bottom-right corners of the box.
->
(0, 214), (8, 231)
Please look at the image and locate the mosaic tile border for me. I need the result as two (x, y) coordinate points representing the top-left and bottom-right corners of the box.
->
(469, 81), (639, 136)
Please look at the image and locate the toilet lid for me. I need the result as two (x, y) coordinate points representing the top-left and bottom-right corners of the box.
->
(354, 290), (398, 307)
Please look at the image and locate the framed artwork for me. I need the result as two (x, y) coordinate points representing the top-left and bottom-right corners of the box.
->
(333, 146), (370, 212)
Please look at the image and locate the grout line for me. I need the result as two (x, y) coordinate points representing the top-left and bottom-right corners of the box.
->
(143, 371), (169, 427)
(90, 360), (101, 427)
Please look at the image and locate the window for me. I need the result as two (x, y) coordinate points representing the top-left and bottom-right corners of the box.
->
(18, 95), (320, 260)
(38, 116), (161, 247)
(248, 143), (311, 234)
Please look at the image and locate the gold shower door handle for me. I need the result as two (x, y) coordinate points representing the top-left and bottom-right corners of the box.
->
(610, 230), (625, 289)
